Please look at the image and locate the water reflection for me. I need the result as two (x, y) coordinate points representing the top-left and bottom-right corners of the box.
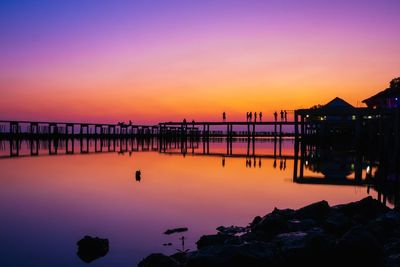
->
(0, 137), (398, 266)
(293, 138), (400, 207)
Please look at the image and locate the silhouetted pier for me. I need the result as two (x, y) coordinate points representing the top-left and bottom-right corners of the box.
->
(0, 119), (297, 139)
(0, 120), (159, 138)
(159, 120), (295, 138)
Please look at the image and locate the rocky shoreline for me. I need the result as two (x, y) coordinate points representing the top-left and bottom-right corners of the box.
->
(139, 197), (400, 267)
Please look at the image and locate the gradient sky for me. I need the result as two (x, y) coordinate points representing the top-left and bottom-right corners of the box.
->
(1, 0), (399, 123)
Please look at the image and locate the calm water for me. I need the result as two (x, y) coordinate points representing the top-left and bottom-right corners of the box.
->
(0, 138), (378, 266)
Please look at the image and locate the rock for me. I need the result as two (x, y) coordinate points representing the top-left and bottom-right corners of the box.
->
(216, 225), (248, 235)
(333, 196), (390, 223)
(294, 200), (330, 221)
(386, 253), (400, 267)
(385, 238), (400, 267)
(164, 227), (188, 235)
(249, 216), (262, 228)
(335, 226), (384, 266)
(273, 228), (335, 266)
(367, 211), (400, 242)
(196, 234), (231, 249)
(186, 242), (278, 267)
(251, 213), (289, 239)
(287, 219), (316, 232)
(138, 253), (179, 267)
(324, 212), (353, 236)
(76, 235), (109, 263)
(271, 208), (295, 220)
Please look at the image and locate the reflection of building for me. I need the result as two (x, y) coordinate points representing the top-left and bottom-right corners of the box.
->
(293, 143), (368, 185)
(305, 148), (354, 179)
(363, 77), (400, 109)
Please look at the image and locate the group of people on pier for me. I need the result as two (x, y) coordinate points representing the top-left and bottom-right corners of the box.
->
(117, 120), (133, 126)
(273, 110), (288, 122)
(246, 112), (263, 122)
(221, 111), (289, 123)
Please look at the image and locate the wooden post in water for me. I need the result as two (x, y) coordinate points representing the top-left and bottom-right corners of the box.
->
(30, 139), (39, 156)
(66, 138), (74, 154)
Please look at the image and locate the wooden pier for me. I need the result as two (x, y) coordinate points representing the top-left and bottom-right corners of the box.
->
(158, 120), (296, 138)
(0, 120), (160, 139)
(0, 119), (297, 139)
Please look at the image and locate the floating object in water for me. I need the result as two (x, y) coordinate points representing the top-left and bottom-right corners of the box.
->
(164, 227), (188, 235)
(135, 170), (141, 182)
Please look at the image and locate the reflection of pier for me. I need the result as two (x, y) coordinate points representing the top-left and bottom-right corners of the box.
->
(0, 137), (292, 159)
(0, 138), (161, 159)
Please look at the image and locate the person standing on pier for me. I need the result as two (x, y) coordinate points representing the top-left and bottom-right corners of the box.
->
(222, 112), (226, 122)
(249, 112), (253, 122)
(274, 111), (278, 122)
(254, 112), (257, 122)
(284, 110), (288, 122)
(259, 112), (263, 122)
(280, 110), (284, 122)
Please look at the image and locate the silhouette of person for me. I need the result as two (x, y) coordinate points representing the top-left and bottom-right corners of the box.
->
(284, 110), (287, 122)
(254, 112), (257, 122)
(259, 112), (263, 122)
(280, 110), (284, 121)
(183, 118), (187, 124)
(129, 120), (132, 126)
(274, 112), (278, 122)
(246, 112), (249, 122)
(249, 112), (253, 122)
(222, 112), (226, 122)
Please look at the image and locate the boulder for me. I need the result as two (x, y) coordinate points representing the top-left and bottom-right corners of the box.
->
(324, 212), (353, 236)
(333, 196), (390, 223)
(138, 253), (179, 267)
(287, 219), (316, 233)
(76, 235), (109, 263)
(249, 216), (262, 228)
(271, 208), (295, 220)
(186, 242), (278, 267)
(335, 226), (384, 266)
(273, 228), (335, 266)
(196, 234), (231, 249)
(251, 213), (289, 239)
(216, 225), (248, 235)
(366, 211), (400, 242)
(294, 200), (330, 222)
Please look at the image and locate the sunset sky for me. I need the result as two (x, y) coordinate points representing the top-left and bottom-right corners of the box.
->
(1, 0), (399, 123)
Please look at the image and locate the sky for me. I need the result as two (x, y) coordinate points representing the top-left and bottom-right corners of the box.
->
(0, 0), (399, 123)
